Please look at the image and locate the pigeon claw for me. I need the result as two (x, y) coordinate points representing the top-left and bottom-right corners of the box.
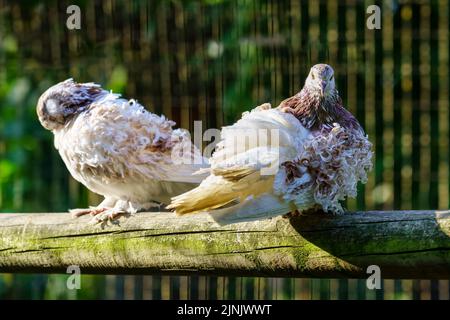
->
(89, 209), (126, 225)
(69, 207), (108, 218)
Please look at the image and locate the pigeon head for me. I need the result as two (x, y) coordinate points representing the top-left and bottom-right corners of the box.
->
(37, 79), (107, 131)
(277, 63), (355, 130)
(304, 64), (336, 99)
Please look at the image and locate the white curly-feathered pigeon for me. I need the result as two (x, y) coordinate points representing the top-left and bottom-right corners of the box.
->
(37, 79), (207, 223)
(168, 64), (372, 224)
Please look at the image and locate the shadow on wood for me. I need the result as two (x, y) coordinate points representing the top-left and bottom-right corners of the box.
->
(289, 210), (450, 279)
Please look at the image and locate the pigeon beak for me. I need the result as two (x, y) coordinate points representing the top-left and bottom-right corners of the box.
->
(321, 81), (327, 94)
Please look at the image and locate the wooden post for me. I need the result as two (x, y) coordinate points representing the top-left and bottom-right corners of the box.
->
(0, 211), (449, 279)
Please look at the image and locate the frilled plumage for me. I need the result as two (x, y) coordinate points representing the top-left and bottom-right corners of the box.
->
(168, 64), (372, 224)
(37, 79), (207, 223)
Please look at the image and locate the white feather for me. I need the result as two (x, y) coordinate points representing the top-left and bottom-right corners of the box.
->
(54, 93), (208, 208)
(168, 104), (316, 217)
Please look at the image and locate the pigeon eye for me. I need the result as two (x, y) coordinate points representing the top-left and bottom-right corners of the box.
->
(311, 73), (315, 80)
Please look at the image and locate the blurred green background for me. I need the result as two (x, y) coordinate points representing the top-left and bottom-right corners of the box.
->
(0, 0), (449, 299)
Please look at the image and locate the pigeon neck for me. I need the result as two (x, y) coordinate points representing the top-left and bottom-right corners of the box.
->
(281, 88), (342, 131)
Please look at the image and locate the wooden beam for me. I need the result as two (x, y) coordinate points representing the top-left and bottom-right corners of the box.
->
(0, 211), (449, 279)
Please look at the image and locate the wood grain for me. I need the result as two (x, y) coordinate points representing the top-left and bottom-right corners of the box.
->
(0, 211), (449, 279)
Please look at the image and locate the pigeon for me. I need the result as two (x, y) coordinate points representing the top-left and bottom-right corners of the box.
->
(168, 64), (372, 224)
(36, 79), (208, 223)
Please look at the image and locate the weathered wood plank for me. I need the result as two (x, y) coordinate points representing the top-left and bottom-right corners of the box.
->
(0, 211), (449, 279)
